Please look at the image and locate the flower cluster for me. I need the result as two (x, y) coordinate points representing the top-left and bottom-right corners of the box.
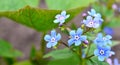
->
(44, 9), (115, 62)
(93, 33), (114, 61)
(82, 9), (103, 28)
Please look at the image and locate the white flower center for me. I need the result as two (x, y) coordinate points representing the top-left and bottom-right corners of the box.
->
(100, 50), (104, 55)
(103, 37), (106, 40)
(51, 37), (56, 43)
(74, 35), (80, 40)
(59, 16), (65, 20)
(89, 21), (94, 26)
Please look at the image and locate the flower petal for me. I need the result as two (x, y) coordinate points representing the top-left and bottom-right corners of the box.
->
(86, 16), (92, 20)
(51, 30), (56, 37)
(56, 33), (61, 41)
(114, 58), (119, 65)
(88, 9), (96, 16)
(46, 42), (52, 48)
(69, 30), (76, 37)
(53, 19), (59, 23)
(108, 40), (112, 45)
(98, 56), (105, 61)
(61, 11), (66, 16)
(68, 39), (74, 46)
(93, 22), (100, 28)
(55, 14), (61, 18)
(60, 20), (65, 24)
(66, 14), (70, 19)
(106, 35), (112, 39)
(44, 35), (51, 41)
(97, 33), (103, 38)
(52, 42), (58, 47)
(80, 35), (87, 41)
(94, 49), (99, 56)
(76, 28), (83, 35)
(75, 40), (81, 46)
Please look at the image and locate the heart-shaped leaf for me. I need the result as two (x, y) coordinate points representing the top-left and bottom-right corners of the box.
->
(46, 0), (95, 10)
(0, 6), (85, 32)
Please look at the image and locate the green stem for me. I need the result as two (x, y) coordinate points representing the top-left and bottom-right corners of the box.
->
(60, 41), (69, 47)
(86, 54), (94, 59)
(60, 41), (76, 52)
(40, 32), (46, 58)
(86, 42), (92, 57)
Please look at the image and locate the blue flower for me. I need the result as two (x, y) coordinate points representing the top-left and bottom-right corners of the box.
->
(104, 27), (114, 35)
(94, 46), (111, 61)
(68, 28), (87, 46)
(87, 9), (103, 22)
(114, 58), (120, 65)
(94, 33), (112, 46)
(88, 9), (96, 17)
(82, 16), (102, 28)
(53, 11), (70, 25)
(44, 30), (61, 48)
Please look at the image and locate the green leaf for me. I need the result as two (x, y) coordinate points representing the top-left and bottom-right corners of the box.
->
(0, 39), (22, 58)
(0, 6), (85, 32)
(90, 56), (109, 65)
(44, 48), (74, 60)
(13, 60), (32, 65)
(30, 45), (37, 59)
(110, 40), (120, 47)
(85, 44), (96, 56)
(107, 17), (120, 28)
(0, 0), (39, 11)
(48, 56), (80, 65)
(46, 0), (95, 10)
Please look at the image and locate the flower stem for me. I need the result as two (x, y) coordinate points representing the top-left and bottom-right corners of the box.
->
(60, 41), (76, 52)
(86, 54), (94, 59)
(60, 41), (69, 47)
(86, 42), (91, 57)
(40, 32), (46, 58)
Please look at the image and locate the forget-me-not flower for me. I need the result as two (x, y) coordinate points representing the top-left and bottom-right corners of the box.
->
(68, 28), (87, 46)
(87, 9), (103, 23)
(114, 58), (120, 65)
(104, 27), (114, 35)
(94, 46), (111, 61)
(94, 33), (112, 46)
(44, 30), (61, 48)
(88, 9), (103, 20)
(82, 16), (101, 28)
(53, 11), (70, 26)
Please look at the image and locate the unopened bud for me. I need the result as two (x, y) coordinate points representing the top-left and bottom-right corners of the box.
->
(83, 40), (89, 45)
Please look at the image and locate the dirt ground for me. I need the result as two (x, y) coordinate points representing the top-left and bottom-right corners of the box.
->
(0, 0), (120, 61)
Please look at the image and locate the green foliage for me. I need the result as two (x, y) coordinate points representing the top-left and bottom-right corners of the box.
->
(107, 17), (120, 27)
(44, 48), (80, 65)
(90, 56), (109, 65)
(46, 0), (96, 10)
(110, 40), (120, 47)
(13, 60), (32, 65)
(44, 48), (74, 59)
(0, 0), (39, 11)
(0, 39), (22, 58)
(30, 45), (37, 59)
(0, 6), (85, 32)
(48, 57), (80, 65)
